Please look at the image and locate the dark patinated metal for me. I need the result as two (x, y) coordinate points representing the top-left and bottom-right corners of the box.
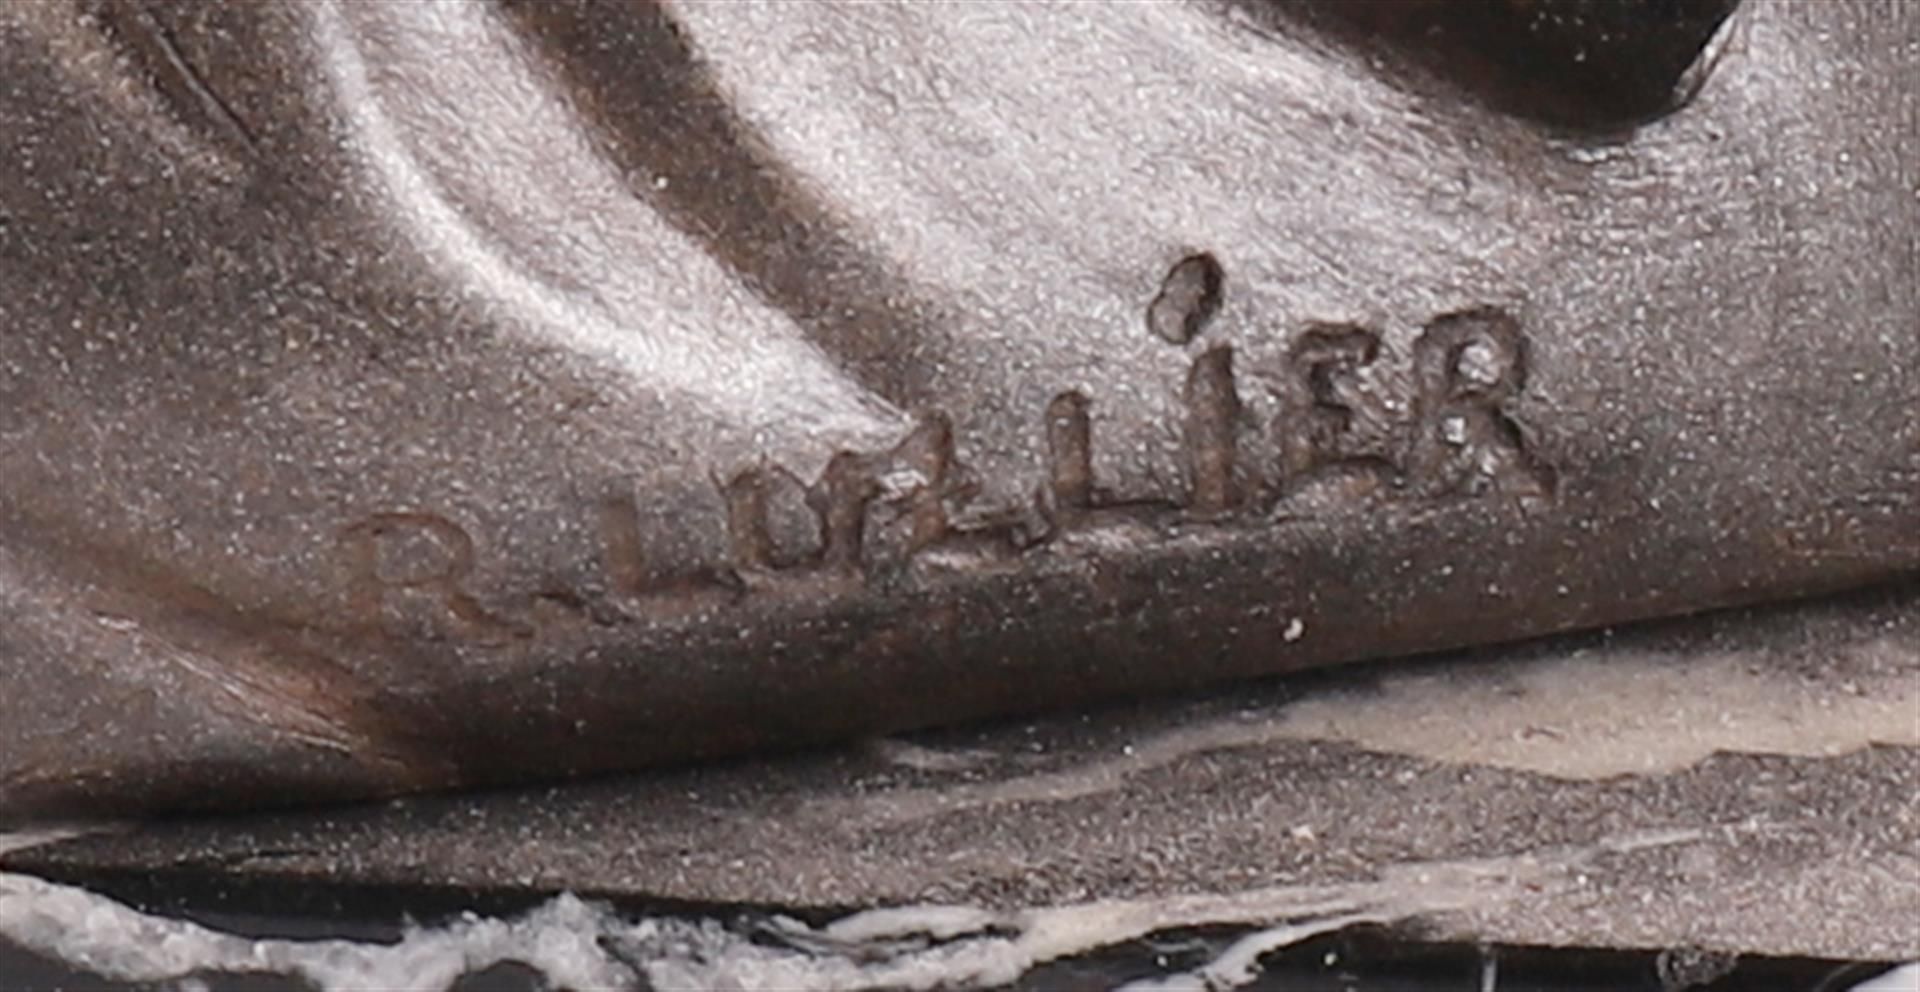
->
(0, 0), (1914, 820)
(6, 578), (1918, 976)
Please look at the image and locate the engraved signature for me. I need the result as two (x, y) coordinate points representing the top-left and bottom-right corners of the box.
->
(339, 261), (1552, 639)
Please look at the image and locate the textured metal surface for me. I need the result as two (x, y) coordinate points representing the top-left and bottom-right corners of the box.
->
(1, 0), (1916, 819)
(8, 578), (1918, 966)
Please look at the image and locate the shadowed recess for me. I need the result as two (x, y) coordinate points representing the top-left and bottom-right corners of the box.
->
(1249, 0), (1742, 130)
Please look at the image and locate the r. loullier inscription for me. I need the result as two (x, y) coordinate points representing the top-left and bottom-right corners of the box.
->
(340, 264), (1554, 640)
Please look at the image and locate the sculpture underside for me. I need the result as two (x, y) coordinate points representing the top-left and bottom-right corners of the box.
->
(0, 0), (1914, 823)
(3, 578), (1915, 983)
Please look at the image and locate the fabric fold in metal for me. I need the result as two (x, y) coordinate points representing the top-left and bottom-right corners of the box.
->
(0, 0), (1914, 819)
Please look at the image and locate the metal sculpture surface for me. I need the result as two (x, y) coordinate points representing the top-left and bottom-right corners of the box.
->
(0, 0), (1914, 819)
